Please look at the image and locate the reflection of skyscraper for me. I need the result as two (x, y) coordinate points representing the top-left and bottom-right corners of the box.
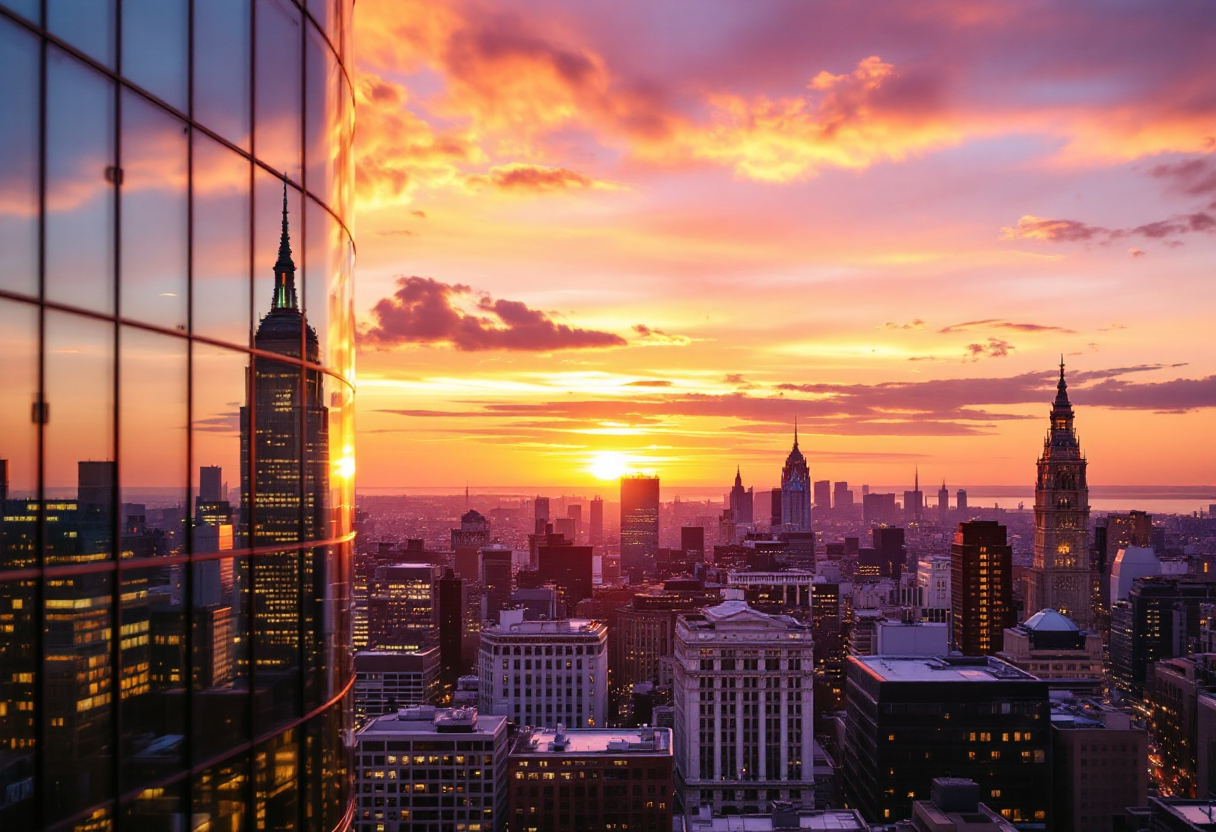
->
(1023, 362), (1093, 629)
(240, 191), (329, 674)
(780, 423), (811, 532)
(621, 475), (660, 579)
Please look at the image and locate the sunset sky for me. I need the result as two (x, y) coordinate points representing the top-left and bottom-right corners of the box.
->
(350, 0), (1216, 490)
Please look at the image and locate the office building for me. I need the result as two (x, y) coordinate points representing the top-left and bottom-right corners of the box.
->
(452, 508), (492, 551)
(938, 481), (950, 525)
(728, 569), (814, 621)
(1110, 578), (1216, 700)
(874, 619), (949, 656)
(842, 656), (1051, 826)
(731, 468), (755, 524)
(508, 726), (673, 832)
(811, 579), (846, 712)
(354, 706), (509, 832)
(534, 496), (551, 534)
(951, 521), (1015, 656)
(438, 569), (469, 685)
(903, 468), (924, 523)
(367, 563), (442, 652)
(814, 480), (832, 512)
(621, 475), (661, 579)
(1051, 701), (1148, 832)
(771, 487), (783, 528)
(671, 597), (815, 816)
(1110, 545), (1162, 604)
(780, 424), (812, 532)
(834, 482), (853, 514)
(996, 609), (1103, 687)
(589, 496), (604, 545)
(0, 3), (356, 826)
(909, 778), (1018, 832)
(682, 525), (707, 562)
(481, 544), (515, 623)
(477, 610), (608, 728)
(1147, 797), (1216, 831)
(1148, 656), (1216, 799)
(1023, 362), (1094, 629)
(957, 489), (968, 513)
(354, 649), (442, 722)
(537, 545), (594, 614)
(862, 492), (898, 525)
(917, 556), (952, 620)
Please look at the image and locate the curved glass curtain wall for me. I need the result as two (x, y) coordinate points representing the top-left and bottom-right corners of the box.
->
(0, 0), (356, 830)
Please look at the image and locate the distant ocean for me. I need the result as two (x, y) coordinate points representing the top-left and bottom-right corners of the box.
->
(355, 484), (1216, 516)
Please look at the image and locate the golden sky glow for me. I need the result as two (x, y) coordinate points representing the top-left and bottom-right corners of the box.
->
(350, 0), (1216, 489)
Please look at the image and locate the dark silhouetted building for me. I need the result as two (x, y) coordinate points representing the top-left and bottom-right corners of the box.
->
(938, 481), (950, 524)
(771, 488), (783, 528)
(834, 481), (853, 514)
(1051, 701), (1147, 832)
(681, 525), (706, 563)
(537, 545), (594, 614)
(951, 521), (1015, 655)
(482, 545), (515, 623)
(1110, 578), (1216, 700)
(780, 424), (812, 532)
(621, 475), (660, 579)
(814, 479), (832, 511)
(730, 467), (754, 524)
(452, 508), (491, 550)
(590, 496), (604, 545)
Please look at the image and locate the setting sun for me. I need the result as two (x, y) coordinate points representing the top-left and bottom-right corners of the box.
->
(589, 451), (633, 481)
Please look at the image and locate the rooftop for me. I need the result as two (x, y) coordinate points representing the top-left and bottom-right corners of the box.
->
(513, 726), (672, 757)
(484, 616), (606, 637)
(1020, 608), (1080, 632)
(852, 655), (1039, 683)
(682, 809), (867, 831)
(357, 706), (507, 738)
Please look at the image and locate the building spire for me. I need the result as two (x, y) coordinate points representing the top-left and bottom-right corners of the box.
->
(1054, 355), (1071, 408)
(793, 415), (799, 449)
(915, 466), (919, 493)
(272, 176), (298, 311)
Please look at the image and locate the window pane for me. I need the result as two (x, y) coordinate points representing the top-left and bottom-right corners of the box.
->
(193, 555), (250, 762)
(302, 199), (330, 369)
(44, 311), (114, 565)
(0, 19), (39, 298)
(0, 578), (37, 828)
(121, 0), (188, 111)
(191, 343), (245, 554)
(120, 563), (185, 792)
(0, 0), (38, 22)
(46, 49), (115, 315)
(304, 24), (337, 205)
(195, 0), (252, 148)
(326, 377), (353, 539)
(253, 545), (301, 731)
(119, 327), (187, 558)
(255, 0), (302, 178)
(120, 91), (188, 330)
(0, 300), (39, 572)
(48, 0), (116, 69)
(43, 570), (114, 822)
(120, 781), (185, 832)
(194, 755), (249, 831)
(254, 167), (303, 333)
(254, 728), (299, 830)
(193, 133), (252, 347)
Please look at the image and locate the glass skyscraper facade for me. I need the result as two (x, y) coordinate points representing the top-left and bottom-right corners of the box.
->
(0, 1), (356, 829)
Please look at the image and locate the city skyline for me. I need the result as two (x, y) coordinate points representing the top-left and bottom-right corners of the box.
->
(349, 0), (1216, 489)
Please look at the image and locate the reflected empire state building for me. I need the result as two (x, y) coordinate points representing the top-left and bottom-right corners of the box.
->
(242, 187), (329, 671)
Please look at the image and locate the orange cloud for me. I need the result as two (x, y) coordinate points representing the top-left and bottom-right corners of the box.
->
(464, 163), (613, 193)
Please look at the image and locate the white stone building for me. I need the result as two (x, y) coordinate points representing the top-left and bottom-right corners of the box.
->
(477, 608), (608, 728)
(672, 597), (815, 816)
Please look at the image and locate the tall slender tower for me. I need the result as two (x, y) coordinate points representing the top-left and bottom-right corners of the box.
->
(1023, 360), (1092, 629)
(240, 183), (330, 669)
(729, 466), (754, 524)
(780, 420), (812, 531)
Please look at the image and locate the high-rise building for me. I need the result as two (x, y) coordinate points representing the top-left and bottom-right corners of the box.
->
(917, 556), (952, 619)
(481, 545), (515, 623)
(508, 726), (673, 832)
(771, 488), (783, 528)
(938, 481), (950, 524)
(589, 496), (605, 545)
(537, 545), (594, 613)
(730, 467), (755, 524)
(903, 468), (923, 523)
(1110, 578), (1216, 700)
(813, 479), (832, 512)
(1023, 362), (1094, 629)
(353, 649), (442, 721)
(862, 492), (897, 525)
(834, 481), (853, 514)
(842, 656), (1051, 826)
(957, 489), (968, 512)
(621, 475), (660, 579)
(951, 521), (1015, 655)
(1050, 701), (1148, 832)
(0, 3), (356, 829)
(567, 503), (583, 543)
(680, 525), (706, 562)
(477, 610), (608, 728)
(534, 496), (551, 534)
(354, 706), (509, 832)
(367, 563), (442, 652)
(780, 423), (812, 531)
(452, 508), (492, 550)
(671, 597), (815, 815)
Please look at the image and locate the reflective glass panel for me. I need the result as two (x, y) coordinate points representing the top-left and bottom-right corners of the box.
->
(194, 755), (249, 831)
(43, 570), (113, 823)
(119, 327), (187, 558)
(255, 0), (303, 178)
(195, 0), (252, 148)
(121, 0), (188, 111)
(254, 167), (303, 333)
(0, 578), (37, 827)
(192, 555), (250, 762)
(304, 25), (337, 205)
(302, 199), (329, 367)
(0, 301), (39, 572)
(190, 343), (246, 553)
(120, 781), (185, 832)
(44, 311), (114, 565)
(48, 0), (116, 68)
(0, 0), (38, 22)
(254, 728), (299, 830)
(252, 545), (301, 731)
(120, 563), (186, 792)
(46, 49), (116, 314)
(0, 19), (39, 297)
(193, 132), (252, 346)
(120, 90), (189, 330)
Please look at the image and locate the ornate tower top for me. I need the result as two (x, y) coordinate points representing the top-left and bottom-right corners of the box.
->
(734, 466), (742, 487)
(272, 178), (298, 312)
